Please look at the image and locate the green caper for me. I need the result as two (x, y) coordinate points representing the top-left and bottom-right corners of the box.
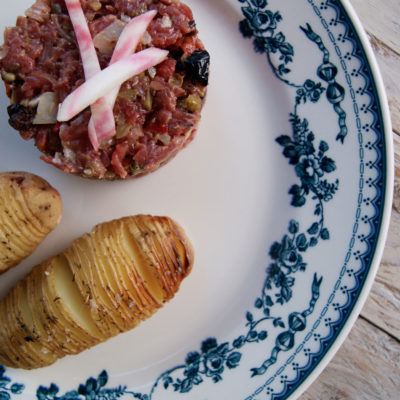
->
(142, 89), (152, 111)
(10, 90), (18, 105)
(180, 94), (202, 112)
(2, 72), (16, 83)
(116, 123), (131, 139)
(168, 73), (184, 87)
(118, 89), (138, 100)
(89, 1), (102, 11)
(134, 6), (148, 17)
(105, 170), (117, 180)
(130, 162), (144, 174)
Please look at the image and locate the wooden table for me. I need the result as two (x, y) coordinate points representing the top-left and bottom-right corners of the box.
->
(301, 1), (400, 399)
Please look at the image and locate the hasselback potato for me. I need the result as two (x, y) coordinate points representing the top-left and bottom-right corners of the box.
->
(0, 215), (193, 369)
(0, 171), (62, 274)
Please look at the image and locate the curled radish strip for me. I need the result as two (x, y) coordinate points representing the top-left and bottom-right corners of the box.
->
(88, 10), (157, 145)
(88, 98), (115, 148)
(57, 48), (169, 122)
(65, 0), (115, 149)
(65, 0), (99, 77)
(111, 10), (157, 64)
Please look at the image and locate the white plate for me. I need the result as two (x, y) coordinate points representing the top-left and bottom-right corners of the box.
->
(0, 1), (393, 399)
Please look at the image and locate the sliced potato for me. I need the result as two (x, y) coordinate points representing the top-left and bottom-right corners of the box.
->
(65, 236), (123, 338)
(90, 227), (139, 328)
(46, 255), (105, 347)
(0, 215), (193, 369)
(96, 221), (146, 320)
(0, 171), (62, 273)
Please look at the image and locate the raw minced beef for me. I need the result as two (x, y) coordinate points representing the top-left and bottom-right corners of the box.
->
(0, 0), (209, 179)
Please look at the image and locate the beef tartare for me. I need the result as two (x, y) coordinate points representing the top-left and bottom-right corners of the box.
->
(0, 0), (209, 179)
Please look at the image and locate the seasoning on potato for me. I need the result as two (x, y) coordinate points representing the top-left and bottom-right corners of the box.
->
(0, 171), (62, 274)
(0, 215), (194, 369)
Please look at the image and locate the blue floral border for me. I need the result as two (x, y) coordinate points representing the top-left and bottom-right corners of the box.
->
(269, 0), (388, 398)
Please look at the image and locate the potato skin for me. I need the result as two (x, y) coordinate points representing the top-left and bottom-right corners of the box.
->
(0, 171), (62, 274)
(0, 215), (193, 369)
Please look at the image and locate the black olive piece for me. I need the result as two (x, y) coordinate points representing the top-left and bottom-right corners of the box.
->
(7, 103), (36, 130)
(170, 48), (185, 72)
(184, 50), (210, 86)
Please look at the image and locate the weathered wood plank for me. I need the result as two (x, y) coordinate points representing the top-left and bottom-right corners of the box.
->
(349, 0), (400, 134)
(361, 262), (400, 341)
(350, 0), (400, 55)
(379, 203), (400, 267)
(300, 318), (400, 400)
(368, 36), (400, 135)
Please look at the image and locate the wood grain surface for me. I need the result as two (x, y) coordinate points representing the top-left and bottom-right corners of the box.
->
(300, 1), (400, 399)
(301, 319), (400, 400)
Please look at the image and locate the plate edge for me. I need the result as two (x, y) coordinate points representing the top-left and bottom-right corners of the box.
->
(288, 1), (394, 399)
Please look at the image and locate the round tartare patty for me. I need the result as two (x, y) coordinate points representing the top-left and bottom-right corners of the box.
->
(0, 0), (209, 179)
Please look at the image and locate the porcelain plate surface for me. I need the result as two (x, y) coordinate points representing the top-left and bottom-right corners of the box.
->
(0, 1), (393, 399)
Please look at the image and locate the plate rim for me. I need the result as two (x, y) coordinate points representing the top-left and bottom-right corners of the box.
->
(288, 0), (394, 398)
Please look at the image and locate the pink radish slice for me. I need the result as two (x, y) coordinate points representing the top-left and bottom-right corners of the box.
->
(65, 0), (99, 78)
(65, 0), (115, 149)
(87, 118), (99, 150)
(88, 98), (116, 144)
(57, 48), (169, 122)
(110, 10), (157, 64)
(88, 10), (157, 144)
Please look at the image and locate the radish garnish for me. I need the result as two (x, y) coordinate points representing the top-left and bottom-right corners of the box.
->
(87, 98), (116, 146)
(88, 10), (157, 145)
(57, 48), (169, 122)
(64, 0), (101, 79)
(61, 4), (163, 149)
(65, 0), (115, 149)
(111, 10), (157, 64)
